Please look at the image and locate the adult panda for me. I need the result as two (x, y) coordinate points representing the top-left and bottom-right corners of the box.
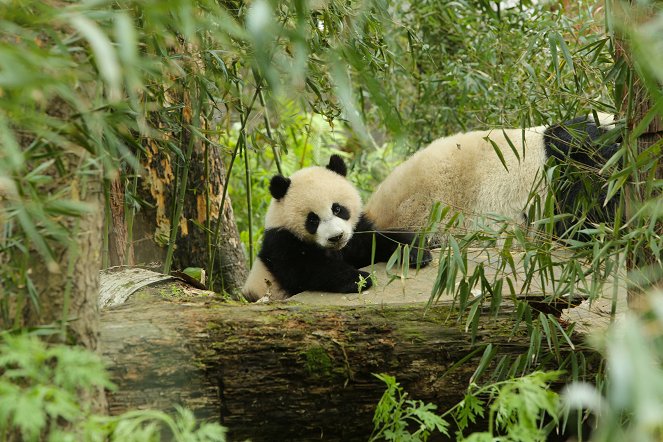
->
(242, 155), (431, 302)
(364, 114), (620, 244)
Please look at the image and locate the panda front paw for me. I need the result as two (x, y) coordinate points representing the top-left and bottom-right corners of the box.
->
(408, 247), (433, 268)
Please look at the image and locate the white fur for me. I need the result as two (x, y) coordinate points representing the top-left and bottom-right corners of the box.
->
(366, 113), (616, 243)
(591, 112), (617, 127)
(242, 259), (288, 301)
(316, 216), (352, 249)
(265, 166), (362, 242)
(365, 125), (550, 243)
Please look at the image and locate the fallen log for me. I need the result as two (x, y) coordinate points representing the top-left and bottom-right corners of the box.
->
(100, 278), (599, 441)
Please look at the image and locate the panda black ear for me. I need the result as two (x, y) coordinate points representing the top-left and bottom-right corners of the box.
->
(269, 175), (291, 200)
(326, 155), (347, 177)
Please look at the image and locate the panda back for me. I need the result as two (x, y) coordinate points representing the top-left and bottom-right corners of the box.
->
(365, 126), (549, 233)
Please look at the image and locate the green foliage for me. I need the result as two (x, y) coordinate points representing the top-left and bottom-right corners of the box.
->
(371, 371), (563, 442)
(484, 371), (561, 441)
(182, 267), (206, 284)
(0, 334), (112, 441)
(383, 0), (615, 146)
(564, 289), (663, 442)
(370, 373), (449, 441)
(96, 407), (227, 442)
(0, 0), (240, 318)
(0, 333), (227, 442)
(1, 0), (662, 438)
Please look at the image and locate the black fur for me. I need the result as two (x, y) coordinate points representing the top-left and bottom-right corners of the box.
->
(342, 215), (433, 268)
(269, 175), (291, 200)
(326, 155), (347, 176)
(543, 115), (618, 166)
(305, 212), (320, 234)
(256, 215), (432, 298)
(543, 116), (621, 238)
(259, 228), (372, 296)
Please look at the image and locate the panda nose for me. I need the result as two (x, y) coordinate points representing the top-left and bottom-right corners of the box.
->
(329, 234), (343, 243)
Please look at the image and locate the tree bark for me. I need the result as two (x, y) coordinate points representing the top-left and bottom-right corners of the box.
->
(101, 283), (596, 442)
(13, 147), (108, 414)
(614, 3), (663, 309)
(24, 153), (104, 350)
(108, 176), (134, 267)
(172, 133), (248, 293)
(4, 88), (103, 353)
(130, 46), (247, 294)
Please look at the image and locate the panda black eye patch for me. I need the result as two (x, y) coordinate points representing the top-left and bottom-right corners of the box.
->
(305, 212), (320, 234)
(332, 203), (350, 220)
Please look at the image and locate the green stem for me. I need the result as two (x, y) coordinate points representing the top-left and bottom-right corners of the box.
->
(254, 70), (282, 175)
(208, 66), (261, 290)
(299, 113), (314, 169)
(243, 143), (253, 264)
(102, 178), (111, 269)
(164, 84), (202, 274)
(125, 154), (140, 265)
(204, 114), (212, 280)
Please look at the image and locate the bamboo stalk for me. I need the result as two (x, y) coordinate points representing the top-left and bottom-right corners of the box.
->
(208, 66), (261, 290)
(102, 178), (111, 269)
(254, 71), (282, 175)
(242, 142), (253, 264)
(164, 82), (202, 274)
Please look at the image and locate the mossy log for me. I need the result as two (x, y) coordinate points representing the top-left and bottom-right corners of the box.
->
(100, 281), (597, 441)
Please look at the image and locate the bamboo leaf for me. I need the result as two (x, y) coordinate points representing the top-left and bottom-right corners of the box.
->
(501, 130), (520, 163)
(484, 136), (508, 171)
(69, 14), (122, 102)
(448, 235), (466, 275)
(469, 344), (495, 385)
(557, 32), (576, 74)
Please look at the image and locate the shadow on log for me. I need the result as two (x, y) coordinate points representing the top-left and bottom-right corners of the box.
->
(100, 278), (598, 441)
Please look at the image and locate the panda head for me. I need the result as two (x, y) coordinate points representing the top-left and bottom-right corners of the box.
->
(265, 155), (362, 250)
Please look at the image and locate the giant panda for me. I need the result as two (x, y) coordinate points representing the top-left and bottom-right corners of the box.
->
(242, 155), (432, 302)
(364, 114), (620, 244)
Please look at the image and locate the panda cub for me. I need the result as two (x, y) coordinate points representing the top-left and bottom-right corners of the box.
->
(365, 114), (620, 244)
(242, 155), (431, 302)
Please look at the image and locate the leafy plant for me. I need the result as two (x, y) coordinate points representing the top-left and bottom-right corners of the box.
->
(370, 373), (449, 442)
(564, 289), (663, 442)
(1, 0), (661, 439)
(0, 333), (227, 442)
(371, 371), (562, 442)
(476, 371), (561, 441)
(371, 370), (563, 442)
